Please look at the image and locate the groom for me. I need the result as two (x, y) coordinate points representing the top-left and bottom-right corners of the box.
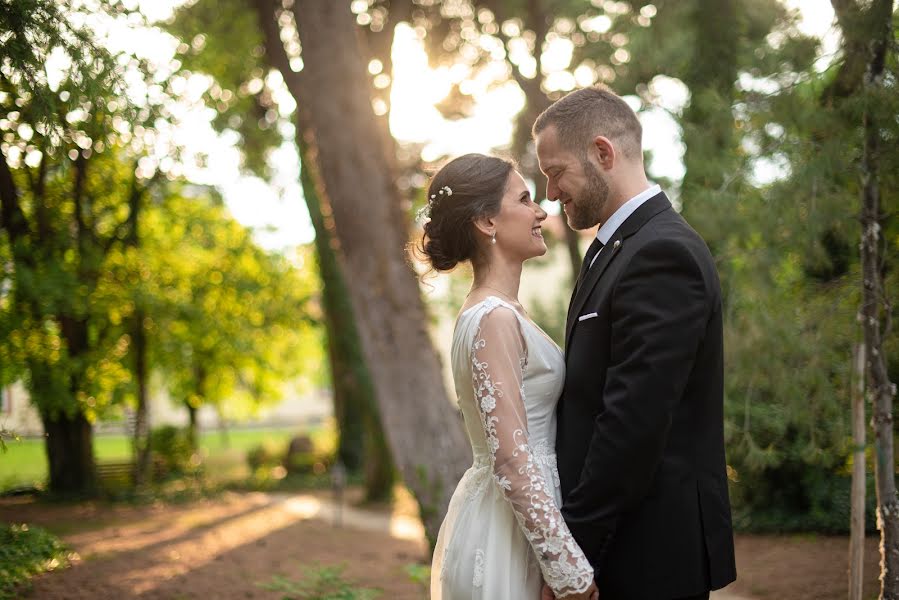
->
(535, 86), (737, 600)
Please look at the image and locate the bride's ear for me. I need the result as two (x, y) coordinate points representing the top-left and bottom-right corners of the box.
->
(472, 216), (495, 241)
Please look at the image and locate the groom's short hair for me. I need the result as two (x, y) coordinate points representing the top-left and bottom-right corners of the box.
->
(533, 85), (643, 161)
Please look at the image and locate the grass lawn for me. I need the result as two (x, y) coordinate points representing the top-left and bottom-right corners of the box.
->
(0, 426), (330, 492)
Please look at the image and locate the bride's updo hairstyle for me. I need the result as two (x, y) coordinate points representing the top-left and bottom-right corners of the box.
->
(420, 153), (514, 272)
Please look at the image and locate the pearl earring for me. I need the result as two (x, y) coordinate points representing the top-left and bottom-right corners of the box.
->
(491, 232), (496, 245)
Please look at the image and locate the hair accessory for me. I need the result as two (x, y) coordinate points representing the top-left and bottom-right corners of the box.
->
(419, 185), (454, 226)
(416, 204), (432, 226)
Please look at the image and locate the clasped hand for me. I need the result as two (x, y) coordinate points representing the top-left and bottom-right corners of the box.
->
(541, 581), (599, 600)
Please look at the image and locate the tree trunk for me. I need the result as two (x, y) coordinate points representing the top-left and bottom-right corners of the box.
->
(859, 1), (898, 595)
(292, 0), (471, 546)
(252, 0), (397, 502)
(186, 402), (199, 452)
(42, 408), (95, 495)
(850, 342), (866, 600)
(132, 307), (152, 487)
(298, 135), (395, 499)
(187, 362), (203, 452)
(363, 415), (395, 502)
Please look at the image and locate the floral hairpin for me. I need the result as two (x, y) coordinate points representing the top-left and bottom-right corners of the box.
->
(429, 185), (453, 200)
(418, 185), (453, 226)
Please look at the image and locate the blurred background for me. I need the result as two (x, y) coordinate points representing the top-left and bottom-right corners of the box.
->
(0, 0), (897, 599)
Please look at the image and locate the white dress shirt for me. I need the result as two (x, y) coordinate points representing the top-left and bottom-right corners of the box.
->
(589, 184), (661, 268)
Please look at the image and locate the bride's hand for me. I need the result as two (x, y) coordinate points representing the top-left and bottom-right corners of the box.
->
(565, 581), (599, 600)
(543, 581), (599, 600)
(541, 583), (555, 600)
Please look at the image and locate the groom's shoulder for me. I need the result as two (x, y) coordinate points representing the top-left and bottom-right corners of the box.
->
(643, 209), (712, 254)
(628, 215), (717, 279)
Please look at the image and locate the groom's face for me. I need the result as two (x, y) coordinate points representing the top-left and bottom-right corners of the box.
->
(535, 126), (608, 230)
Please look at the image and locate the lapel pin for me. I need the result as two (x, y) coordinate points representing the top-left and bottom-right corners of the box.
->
(613, 240), (621, 250)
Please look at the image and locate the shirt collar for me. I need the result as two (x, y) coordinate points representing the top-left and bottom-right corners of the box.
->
(595, 184), (661, 245)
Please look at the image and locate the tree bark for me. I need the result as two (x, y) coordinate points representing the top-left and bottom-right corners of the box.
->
(850, 342), (866, 600)
(41, 408), (95, 495)
(132, 307), (152, 487)
(858, 0), (898, 595)
(298, 132), (395, 499)
(252, 0), (397, 501)
(187, 362), (204, 452)
(292, 0), (471, 545)
(186, 401), (199, 452)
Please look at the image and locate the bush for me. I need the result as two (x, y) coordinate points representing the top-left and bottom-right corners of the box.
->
(286, 435), (330, 475)
(0, 524), (71, 600)
(150, 425), (195, 475)
(729, 460), (879, 534)
(246, 440), (285, 472)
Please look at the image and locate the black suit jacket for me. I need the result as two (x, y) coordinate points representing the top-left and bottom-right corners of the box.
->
(557, 192), (736, 599)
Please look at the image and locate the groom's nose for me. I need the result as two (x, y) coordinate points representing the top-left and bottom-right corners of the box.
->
(546, 178), (560, 202)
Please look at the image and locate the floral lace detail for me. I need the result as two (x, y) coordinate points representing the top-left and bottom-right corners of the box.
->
(473, 549), (485, 587)
(463, 458), (491, 500)
(469, 303), (594, 597)
(532, 439), (562, 488)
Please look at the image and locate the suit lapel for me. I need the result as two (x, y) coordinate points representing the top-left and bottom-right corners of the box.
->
(564, 192), (673, 352)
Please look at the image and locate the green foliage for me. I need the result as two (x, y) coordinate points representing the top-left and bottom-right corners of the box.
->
(0, 0), (128, 133)
(0, 428), (19, 454)
(685, 2), (899, 532)
(0, 523), (71, 600)
(246, 439), (285, 471)
(259, 565), (382, 600)
(730, 466), (879, 534)
(402, 563), (430, 591)
(150, 426), (195, 475)
(165, 0), (285, 179)
(135, 192), (323, 421)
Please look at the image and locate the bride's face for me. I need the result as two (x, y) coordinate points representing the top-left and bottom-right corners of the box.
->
(491, 171), (548, 261)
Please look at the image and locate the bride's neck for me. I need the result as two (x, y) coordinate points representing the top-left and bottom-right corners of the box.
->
(471, 257), (523, 301)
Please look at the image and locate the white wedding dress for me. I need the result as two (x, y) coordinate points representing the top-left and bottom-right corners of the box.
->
(431, 296), (594, 599)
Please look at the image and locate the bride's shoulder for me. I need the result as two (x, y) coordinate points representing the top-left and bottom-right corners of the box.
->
(458, 295), (522, 323)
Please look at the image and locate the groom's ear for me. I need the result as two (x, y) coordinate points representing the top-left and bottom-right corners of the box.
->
(591, 135), (616, 170)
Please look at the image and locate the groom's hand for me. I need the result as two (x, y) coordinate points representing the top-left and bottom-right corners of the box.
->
(541, 583), (555, 600)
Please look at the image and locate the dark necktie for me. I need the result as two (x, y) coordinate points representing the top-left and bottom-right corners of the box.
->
(575, 237), (604, 292)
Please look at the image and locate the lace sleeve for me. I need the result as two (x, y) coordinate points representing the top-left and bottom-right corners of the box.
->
(471, 305), (594, 597)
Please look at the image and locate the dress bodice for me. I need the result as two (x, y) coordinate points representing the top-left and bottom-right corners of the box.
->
(452, 296), (565, 461)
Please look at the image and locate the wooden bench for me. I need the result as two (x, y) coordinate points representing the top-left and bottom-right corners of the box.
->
(96, 458), (169, 487)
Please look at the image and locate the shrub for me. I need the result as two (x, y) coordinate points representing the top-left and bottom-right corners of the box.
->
(0, 524), (71, 600)
(150, 425), (194, 475)
(246, 440), (285, 472)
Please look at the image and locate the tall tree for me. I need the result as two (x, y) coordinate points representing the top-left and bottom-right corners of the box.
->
(0, 0), (140, 493)
(288, 0), (471, 545)
(852, 0), (898, 594)
(166, 0), (396, 499)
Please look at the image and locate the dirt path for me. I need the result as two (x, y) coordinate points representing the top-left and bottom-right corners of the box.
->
(3, 491), (428, 599)
(2, 492), (884, 599)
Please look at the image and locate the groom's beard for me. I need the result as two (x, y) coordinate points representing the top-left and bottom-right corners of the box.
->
(566, 160), (610, 230)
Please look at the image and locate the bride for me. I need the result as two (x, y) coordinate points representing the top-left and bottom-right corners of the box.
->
(421, 154), (598, 600)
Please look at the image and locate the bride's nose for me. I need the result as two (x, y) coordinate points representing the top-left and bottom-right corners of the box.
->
(535, 203), (548, 221)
